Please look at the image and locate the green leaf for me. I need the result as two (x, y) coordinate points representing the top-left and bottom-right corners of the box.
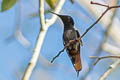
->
(1, 0), (17, 12)
(46, 0), (57, 9)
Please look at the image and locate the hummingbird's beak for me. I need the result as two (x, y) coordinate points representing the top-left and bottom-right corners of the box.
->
(49, 11), (60, 16)
(49, 11), (67, 24)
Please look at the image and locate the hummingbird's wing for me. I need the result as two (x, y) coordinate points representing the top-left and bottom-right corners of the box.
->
(75, 30), (83, 46)
(74, 30), (82, 76)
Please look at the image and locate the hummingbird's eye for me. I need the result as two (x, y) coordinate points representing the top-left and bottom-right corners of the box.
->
(68, 16), (71, 20)
(67, 16), (71, 22)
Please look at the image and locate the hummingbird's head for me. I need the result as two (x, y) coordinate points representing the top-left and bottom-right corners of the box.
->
(50, 11), (74, 26)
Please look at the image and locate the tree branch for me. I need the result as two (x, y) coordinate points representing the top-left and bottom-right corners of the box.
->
(39, 0), (45, 31)
(22, 0), (65, 80)
(99, 60), (120, 80)
(81, 1), (120, 38)
(78, 0), (120, 45)
(89, 56), (120, 65)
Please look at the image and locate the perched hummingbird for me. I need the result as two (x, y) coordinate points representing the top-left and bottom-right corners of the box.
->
(50, 12), (83, 76)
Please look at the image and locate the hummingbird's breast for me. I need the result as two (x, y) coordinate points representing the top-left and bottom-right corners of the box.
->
(63, 29), (77, 44)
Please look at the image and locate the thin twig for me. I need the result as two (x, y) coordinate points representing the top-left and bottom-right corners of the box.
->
(90, 56), (120, 65)
(81, 1), (120, 38)
(91, 1), (109, 8)
(22, 0), (65, 80)
(78, 0), (120, 45)
(99, 60), (120, 80)
(51, 48), (65, 63)
(91, 1), (120, 9)
(51, 40), (75, 62)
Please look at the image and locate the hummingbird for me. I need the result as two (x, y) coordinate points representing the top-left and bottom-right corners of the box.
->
(50, 11), (83, 76)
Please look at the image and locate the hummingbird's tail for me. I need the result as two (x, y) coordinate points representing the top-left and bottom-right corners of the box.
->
(70, 53), (82, 77)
